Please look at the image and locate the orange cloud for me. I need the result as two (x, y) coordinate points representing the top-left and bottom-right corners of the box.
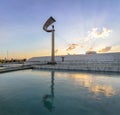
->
(88, 47), (94, 51)
(66, 44), (78, 51)
(98, 46), (112, 53)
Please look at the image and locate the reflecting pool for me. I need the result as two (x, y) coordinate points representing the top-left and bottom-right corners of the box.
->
(0, 69), (120, 115)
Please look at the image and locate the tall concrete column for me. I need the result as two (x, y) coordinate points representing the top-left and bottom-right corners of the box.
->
(51, 25), (55, 63)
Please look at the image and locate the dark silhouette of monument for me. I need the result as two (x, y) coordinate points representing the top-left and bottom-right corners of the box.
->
(43, 71), (55, 112)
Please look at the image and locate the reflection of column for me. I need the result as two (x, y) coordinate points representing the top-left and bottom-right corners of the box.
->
(43, 71), (55, 112)
(51, 71), (54, 97)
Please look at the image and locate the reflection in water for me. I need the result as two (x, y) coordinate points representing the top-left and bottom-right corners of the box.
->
(69, 73), (116, 97)
(91, 85), (116, 97)
(0, 70), (120, 115)
(43, 71), (55, 112)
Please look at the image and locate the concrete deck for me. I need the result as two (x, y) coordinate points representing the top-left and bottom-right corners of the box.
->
(0, 65), (32, 73)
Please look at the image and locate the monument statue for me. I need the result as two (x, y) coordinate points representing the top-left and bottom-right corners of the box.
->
(43, 17), (56, 64)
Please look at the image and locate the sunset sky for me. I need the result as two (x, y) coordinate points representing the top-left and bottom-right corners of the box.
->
(0, 0), (120, 59)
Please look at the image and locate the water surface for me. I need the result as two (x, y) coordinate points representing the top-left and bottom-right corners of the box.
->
(0, 69), (120, 115)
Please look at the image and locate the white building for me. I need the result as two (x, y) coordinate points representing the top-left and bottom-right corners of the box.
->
(26, 52), (120, 72)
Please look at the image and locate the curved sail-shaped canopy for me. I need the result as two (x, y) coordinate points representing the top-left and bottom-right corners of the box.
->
(43, 17), (56, 32)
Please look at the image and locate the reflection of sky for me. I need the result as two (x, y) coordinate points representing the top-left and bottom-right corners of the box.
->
(64, 72), (117, 97)
(0, 70), (120, 114)
(0, 0), (120, 58)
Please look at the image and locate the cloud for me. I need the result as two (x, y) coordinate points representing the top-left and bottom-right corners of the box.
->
(64, 27), (113, 53)
(87, 47), (94, 51)
(66, 44), (78, 51)
(88, 27), (112, 39)
(98, 46), (112, 52)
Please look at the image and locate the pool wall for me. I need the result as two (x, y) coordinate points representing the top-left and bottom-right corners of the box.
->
(27, 52), (120, 72)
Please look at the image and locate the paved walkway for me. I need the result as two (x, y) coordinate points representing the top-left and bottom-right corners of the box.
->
(0, 65), (32, 73)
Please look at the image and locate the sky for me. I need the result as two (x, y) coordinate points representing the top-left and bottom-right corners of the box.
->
(0, 0), (120, 59)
